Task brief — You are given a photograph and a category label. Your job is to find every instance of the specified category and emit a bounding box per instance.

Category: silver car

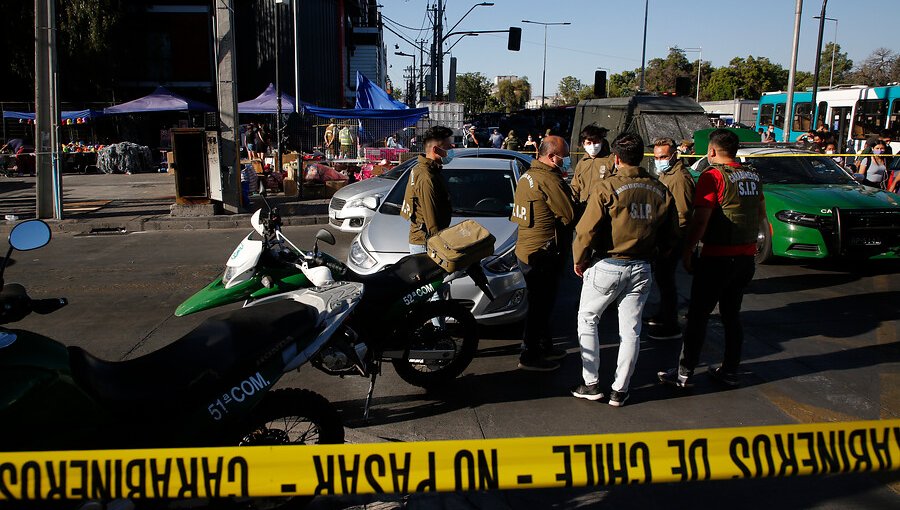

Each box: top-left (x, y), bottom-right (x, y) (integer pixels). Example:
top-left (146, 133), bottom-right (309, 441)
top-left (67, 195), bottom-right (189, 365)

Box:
top-left (347, 157), bottom-right (528, 326)
top-left (328, 148), bottom-right (532, 232)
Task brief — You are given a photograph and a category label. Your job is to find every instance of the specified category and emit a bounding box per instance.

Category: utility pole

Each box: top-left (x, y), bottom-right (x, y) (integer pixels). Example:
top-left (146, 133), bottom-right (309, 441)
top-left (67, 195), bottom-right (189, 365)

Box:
top-left (436, 0), bottom-right (444, 99)
top-left (34, 0), bottom-right (60, 219)
top-left (214, 0), bottom-right (241, 212)
top-left (784, 0), bottom-right (803, 142)
top-left (810, 0), bottom-right (829, 129)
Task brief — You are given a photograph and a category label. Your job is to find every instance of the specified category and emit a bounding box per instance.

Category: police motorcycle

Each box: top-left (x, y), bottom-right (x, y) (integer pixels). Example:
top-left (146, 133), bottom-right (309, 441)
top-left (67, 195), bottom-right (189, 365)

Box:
top-left (176, 204), bottom-right (493, 416)
top-left (0, 219), bottom-right (355, 453)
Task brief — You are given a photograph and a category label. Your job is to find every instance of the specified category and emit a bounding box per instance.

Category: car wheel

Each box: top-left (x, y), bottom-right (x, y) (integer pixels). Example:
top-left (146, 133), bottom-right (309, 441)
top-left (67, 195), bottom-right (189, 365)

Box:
top-left (756, 217), bottom-right (776, 264)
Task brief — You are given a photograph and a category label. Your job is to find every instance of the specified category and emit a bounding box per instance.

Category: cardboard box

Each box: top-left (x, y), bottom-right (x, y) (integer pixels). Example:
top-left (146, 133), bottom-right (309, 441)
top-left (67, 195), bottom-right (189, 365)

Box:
top-left (323, 180), bottom-right (348, 198)
top-left (282, 153), bottom-right (299, 164)
top-left (283, 178), bottom-right (298, 197)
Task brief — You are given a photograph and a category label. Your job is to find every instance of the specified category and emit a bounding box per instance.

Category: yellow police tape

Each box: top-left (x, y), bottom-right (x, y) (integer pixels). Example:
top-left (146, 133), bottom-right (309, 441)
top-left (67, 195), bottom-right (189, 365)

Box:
top-left (0, 419), bottom-right (897, 500)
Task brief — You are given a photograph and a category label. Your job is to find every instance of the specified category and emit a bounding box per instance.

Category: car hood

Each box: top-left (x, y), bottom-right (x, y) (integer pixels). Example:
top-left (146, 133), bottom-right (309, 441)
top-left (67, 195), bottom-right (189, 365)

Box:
top-left (332, 176), bottom-right (394, 201)
top-left (362, 214), bottom-right (518, 255)
top-left (765, 184), bottom-right (900, 213)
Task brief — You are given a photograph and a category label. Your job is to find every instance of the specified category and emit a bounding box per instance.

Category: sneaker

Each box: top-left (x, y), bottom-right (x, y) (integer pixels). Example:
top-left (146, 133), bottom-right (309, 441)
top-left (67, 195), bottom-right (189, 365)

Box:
top-left (608, 390), bottom-right (629, 407)
top-left (646, 323), bottom-right (682, 340)
top-left (708, 366), bottom-right (740, 387)
top-left (541, 345), bottom-right (567, 361)
top-left (518, 355), bottom-right (559, 372)
top-left (657, 368), bottom-right (692, 388)
top-left (571, 382), bottom-right (604, 401)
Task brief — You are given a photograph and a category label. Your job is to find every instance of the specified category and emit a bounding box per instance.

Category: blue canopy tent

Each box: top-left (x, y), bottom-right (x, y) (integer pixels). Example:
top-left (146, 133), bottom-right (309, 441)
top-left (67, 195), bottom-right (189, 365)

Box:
top-left (238, 83), bottom-right (309, 114)
top-left (303, 72), bottom-right (427, 146)
top-left (103, 86), bottom-right (213, 114)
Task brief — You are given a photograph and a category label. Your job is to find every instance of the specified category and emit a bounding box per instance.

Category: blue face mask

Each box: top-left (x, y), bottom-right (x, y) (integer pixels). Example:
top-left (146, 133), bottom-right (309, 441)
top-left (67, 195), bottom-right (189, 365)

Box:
top-left (441, 148), bottom-right (456, 165)
top-left (654, 159), bottom-right (672, 173)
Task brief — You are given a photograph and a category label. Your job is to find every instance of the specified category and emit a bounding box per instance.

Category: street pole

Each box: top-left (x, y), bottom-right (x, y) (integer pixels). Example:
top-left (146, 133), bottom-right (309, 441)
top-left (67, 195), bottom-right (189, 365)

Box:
top-left (436, 0), bottom-right (444, 99)
top-left (639, 0), bottom-right (648, 92)
top-left (522, 20), bottom-right (570, 125)
top-left (34, 0), bottom-right (56, 219)
top-left (275, 1), bottom-right (283, 180)
top-left (293, 0), bottom-right (300, 113)
top-left (696, 47), bottom-right (701, 102)
top-left (829, 19), bottom-right (838, 88)
top-left (810, 0), bottom-right (828, 130)
top-left (784, 0), bottom-right (803, 142)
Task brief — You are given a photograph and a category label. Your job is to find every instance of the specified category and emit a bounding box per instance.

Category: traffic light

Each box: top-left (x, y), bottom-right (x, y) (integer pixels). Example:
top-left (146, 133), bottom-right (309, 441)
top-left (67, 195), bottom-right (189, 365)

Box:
top-left (508, 27), bottom-right (521, 51)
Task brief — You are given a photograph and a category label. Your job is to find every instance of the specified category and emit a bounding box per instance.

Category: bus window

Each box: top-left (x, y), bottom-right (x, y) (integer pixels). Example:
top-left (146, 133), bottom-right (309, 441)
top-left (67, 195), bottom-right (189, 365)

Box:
top-left (816, 101), bottom-right (827, 131)
top-left (759, 103), bottom-right (774, 126)
top-left (774, 103), bottom-right (786, 128)
top-left (793, 102), bottom-right (812, 132)
top-left (890, 98), bottom-right (900, 130)
top-left (852, 99), bottom-right (887, 139)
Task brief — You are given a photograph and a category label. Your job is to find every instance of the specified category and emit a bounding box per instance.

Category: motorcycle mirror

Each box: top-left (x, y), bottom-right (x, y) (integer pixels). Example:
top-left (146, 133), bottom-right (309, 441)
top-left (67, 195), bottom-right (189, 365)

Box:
top-left (315, 229), bottom-right (336, 246)
top-left (250, 209), bottom-right (265, 235)
top-left (9, 220), bottom-right (51, 252)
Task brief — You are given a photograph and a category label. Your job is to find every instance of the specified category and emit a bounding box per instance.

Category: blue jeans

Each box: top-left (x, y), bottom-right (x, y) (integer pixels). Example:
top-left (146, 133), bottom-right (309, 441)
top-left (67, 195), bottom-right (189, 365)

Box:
top-left (577, 258), bottom-right (652, 392)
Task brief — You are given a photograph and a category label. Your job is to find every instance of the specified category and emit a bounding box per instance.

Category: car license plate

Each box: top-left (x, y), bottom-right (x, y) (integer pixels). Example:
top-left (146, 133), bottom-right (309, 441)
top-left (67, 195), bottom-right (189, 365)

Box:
top-left (850, 236), bottom-right (882, 246)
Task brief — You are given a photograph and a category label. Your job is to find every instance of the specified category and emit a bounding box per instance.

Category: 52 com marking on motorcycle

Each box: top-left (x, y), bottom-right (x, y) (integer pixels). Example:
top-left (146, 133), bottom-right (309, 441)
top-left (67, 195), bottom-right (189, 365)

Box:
top-left (207, 372), bottom-right (273, 421)
top-left (402, 283), bottom-right (436, 306)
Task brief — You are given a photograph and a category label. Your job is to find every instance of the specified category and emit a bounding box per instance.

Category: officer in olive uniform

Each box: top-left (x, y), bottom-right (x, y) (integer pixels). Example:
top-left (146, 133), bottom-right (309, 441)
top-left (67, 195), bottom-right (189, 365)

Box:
top-left (400, 126), bottom-right (455, 253)
top-left (511, 135), bottom-right (575, 371)
top-left (570, 125), bottom-right (614, 204)
top-left (571, 133), bottom-right (678, 406)
top-left (659, 129), bottom-right (765, 389)
top-left (646, 137), bottom-right (696, 340)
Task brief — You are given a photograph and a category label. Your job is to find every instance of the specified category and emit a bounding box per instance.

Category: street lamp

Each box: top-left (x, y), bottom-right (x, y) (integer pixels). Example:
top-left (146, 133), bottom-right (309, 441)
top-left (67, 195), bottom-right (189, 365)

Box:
top-left (521, 20), bottom-right (571, 112)
top-left (394, 51), bottom-right (416, 105)
top-left (672, 46), bottom-right (702, 102)
top-left (814, 15), bottom-right (838, 88)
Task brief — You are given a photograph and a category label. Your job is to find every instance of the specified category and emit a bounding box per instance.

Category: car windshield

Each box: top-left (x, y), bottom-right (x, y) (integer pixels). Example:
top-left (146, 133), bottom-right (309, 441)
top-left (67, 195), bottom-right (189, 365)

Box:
top-left (381, 165), bottom-right (517, 217)
top-left (742, 155), bottom-right (856, 185)
top-left (380, 159), bottom-right (416, 180)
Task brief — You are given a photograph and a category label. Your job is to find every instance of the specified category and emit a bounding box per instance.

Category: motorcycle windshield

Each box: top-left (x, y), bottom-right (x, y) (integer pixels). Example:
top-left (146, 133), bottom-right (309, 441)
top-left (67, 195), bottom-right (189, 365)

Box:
top-left (175, 270), bottom-right (311, 316)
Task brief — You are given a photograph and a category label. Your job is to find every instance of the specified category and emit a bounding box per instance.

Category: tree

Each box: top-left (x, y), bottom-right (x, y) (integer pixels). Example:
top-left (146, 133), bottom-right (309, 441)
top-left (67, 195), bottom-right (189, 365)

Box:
top-left (558, 76), bottom-right (583, 105)
top-left (456, 72), bottom-right (492, 115)
top-left (794, 71), bottom-right (815, 91)
top-left (608, 70), bottom-right (638, 97)
top-left (577, 84), bottom-right (596, 101)
top-left (495, 77), bottom-right (531, 112)
top-left (850, 48), bottom-right (897, 86)
top-left (703, 66), bottom-right (740, 101)
top-left (644, 48), bottom-right (693, 94)
top-left (817, 42), bottom-right (853, 85)
top-left (57, 0), bottom-right (124, 99)
top-left (726, 56), bottom-right (788, 99)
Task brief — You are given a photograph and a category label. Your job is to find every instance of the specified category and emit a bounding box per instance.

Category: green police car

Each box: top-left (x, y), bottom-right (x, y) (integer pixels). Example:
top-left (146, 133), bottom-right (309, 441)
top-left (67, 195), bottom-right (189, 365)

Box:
top-left (692, 146), bottom-right (900, 263)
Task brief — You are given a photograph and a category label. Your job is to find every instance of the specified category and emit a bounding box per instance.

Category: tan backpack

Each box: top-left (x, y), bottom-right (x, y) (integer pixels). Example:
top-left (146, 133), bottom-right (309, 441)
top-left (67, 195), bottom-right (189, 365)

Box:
top-left (426, 220), bottom-right (496, 273)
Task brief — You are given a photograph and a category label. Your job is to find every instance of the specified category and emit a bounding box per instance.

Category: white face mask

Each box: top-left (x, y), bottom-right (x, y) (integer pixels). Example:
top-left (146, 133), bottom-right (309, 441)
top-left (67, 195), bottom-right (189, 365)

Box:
top-left (825, 150), bottom-right (834, 154)
top-left (584, 142), bottom-right (601, 157)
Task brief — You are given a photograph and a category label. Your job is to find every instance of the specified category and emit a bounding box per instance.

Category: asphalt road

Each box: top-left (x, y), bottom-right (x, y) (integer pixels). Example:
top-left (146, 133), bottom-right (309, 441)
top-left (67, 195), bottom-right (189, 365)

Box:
top-left (2, 225), bottom-right (898, 509)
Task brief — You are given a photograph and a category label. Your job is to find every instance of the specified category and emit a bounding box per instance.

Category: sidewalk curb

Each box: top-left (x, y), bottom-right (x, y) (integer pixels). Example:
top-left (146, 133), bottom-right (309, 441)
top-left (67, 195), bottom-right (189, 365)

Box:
top-left (0, 213), bottom-right (331, 235)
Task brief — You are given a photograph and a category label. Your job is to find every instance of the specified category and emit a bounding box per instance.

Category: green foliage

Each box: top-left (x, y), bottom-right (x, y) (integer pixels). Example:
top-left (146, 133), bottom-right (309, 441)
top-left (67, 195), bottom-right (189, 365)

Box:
top-left (456, 72), bottom-right (492, 115)
top-left (557, 76), bottom-right (583, 105)
top-left (794, 71), bottom-right (815, 91)
top-left (644, 48), bottom-right (693, 94)
top-left (608, 70), bottom-right (638, 98)
top-left (703, 67), bottom-right (739, 101)
top-left (817, 42), bottom-right (853, 85)
top-left (495, 77), bottom-right (531, 112)
top-left (577, 84), bottom-right (596, 101)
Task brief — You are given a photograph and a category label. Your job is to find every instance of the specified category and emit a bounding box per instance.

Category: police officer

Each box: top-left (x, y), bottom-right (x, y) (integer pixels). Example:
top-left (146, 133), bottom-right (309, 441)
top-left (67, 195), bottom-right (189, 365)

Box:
top-left (571, 133), bottom-right (678, 406)
top-left (401, 126), bottom-right (454, 254)
top-left (511, 135), bottom-right (575, 371)
top-left (646, 137), bottom-right (695, 340)
top-left (570, 125), bottom-right (614, 204)
top-left (658, 129), bottom-right (765, 388)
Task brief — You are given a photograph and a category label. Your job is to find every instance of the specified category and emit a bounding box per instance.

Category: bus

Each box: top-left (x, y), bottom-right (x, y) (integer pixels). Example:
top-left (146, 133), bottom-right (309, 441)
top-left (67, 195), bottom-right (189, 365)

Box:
top-left (757, 84), bottom-right (900, 153)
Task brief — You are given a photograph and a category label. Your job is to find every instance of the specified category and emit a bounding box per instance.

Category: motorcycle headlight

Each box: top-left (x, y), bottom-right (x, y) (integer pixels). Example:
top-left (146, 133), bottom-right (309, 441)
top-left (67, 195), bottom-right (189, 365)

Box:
top-left (484, 247), bottom-right (518, 273)
top-left (775, 210), bottom-right (827, 228)
top-left (348, 239), bottom-right (377, 270)
top-left (223, 265), bottom-right (255, 288)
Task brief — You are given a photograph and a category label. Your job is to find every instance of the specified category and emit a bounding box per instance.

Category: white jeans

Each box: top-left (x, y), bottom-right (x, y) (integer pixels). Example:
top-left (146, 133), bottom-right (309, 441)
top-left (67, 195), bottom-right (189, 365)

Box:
top-left (577, 258), bottom-right (652, 392)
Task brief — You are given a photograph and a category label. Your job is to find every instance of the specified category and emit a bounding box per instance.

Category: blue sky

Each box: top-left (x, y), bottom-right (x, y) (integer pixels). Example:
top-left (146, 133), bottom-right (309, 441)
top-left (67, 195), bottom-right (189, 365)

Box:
top-left (381, 0), bottom-right (899, 97)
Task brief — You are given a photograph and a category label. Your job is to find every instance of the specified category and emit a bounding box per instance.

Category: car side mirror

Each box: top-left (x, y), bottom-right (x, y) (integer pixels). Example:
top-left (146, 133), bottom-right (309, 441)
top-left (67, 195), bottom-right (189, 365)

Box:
top-left (362, 196), bottom-right (380, 210)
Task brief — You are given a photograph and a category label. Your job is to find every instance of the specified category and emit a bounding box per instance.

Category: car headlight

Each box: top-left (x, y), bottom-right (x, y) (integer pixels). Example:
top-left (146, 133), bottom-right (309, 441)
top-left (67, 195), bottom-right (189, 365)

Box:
top-left (347, 194), bottom-right (383, 209)
top-left (775, 210), bottom-right (827, 228)
top-left (484, 247), bottom-right (518, 273)
top-left (348, 238), bottom-right (377, 269)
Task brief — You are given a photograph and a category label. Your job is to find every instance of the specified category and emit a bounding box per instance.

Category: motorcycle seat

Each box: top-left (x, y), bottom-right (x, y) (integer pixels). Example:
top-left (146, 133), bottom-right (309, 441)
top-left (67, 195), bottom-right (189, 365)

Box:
top-left (348, 253), bottom-right (447, 306)
top-left (68, 300), bottom-right (318, 415)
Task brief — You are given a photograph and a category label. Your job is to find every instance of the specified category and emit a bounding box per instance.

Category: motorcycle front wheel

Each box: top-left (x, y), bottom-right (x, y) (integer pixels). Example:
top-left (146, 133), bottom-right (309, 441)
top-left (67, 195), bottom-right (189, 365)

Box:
top-left (392, 301), bottom-right (478, 389)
